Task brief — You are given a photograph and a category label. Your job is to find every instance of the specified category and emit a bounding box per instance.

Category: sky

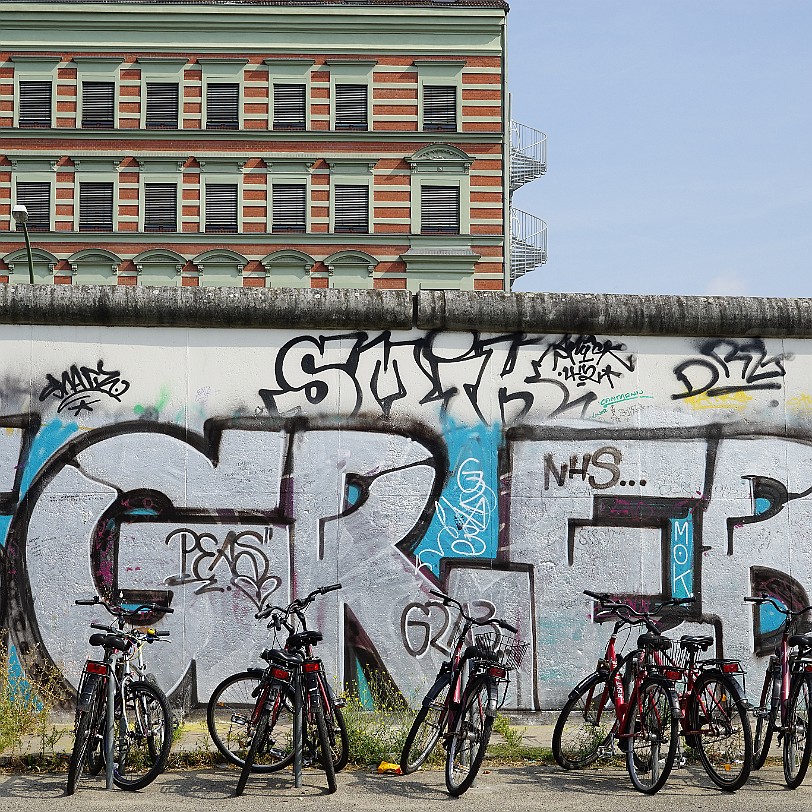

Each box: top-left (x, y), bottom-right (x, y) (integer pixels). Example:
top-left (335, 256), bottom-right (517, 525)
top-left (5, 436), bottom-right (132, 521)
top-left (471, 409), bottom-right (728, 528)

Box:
top-left (506, 1), bottom-right (812, 298)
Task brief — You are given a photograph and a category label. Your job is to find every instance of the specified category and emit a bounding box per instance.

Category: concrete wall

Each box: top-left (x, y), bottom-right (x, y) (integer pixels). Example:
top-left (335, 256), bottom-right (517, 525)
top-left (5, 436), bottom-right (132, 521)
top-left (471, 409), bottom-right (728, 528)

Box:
top-left (4, 285), bottom-right (812, 711)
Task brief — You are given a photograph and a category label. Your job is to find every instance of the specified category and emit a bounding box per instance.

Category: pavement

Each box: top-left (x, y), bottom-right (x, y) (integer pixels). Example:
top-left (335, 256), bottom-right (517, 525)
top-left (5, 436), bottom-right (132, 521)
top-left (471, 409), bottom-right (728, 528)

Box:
top-left (0, 764), bottom-right (811, 812)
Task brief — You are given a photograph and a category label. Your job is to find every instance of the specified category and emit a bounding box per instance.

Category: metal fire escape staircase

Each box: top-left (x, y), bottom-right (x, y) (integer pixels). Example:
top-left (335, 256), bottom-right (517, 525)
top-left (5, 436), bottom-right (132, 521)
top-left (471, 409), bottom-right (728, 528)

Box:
top-left (509, 121), bottom-right (548, 284)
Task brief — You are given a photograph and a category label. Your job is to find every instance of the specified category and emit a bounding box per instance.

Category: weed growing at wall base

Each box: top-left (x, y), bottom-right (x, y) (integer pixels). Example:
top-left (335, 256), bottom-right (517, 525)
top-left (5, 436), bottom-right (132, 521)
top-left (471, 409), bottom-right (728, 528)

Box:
top-left (0, 638), bottom-right (66, 760)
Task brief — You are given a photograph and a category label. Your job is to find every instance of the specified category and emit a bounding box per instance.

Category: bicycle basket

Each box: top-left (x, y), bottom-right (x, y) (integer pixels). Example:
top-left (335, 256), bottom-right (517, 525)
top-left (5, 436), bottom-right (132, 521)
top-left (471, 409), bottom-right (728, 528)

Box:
top-left (474, 632), bottom-right (529, 670)
top-left (647, 642), bottom-right (688, 681)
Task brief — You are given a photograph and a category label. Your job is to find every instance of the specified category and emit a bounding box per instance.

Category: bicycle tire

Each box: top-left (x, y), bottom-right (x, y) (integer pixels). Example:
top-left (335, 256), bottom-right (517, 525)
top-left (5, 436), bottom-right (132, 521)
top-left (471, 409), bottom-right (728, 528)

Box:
top-left (784, 673), bottom-right (812, 788)
top-left (111, 679), bottom-right (172, 791)
top-left (313, 696), bottom-right (337, 794)
top-left (66, 692), bottom-right (101, 796)
top-left (235, 708), bottom-right (270, 797)
top-left (753, 667), bottom-right (778, 770)
top-left (400, 675), bottom-right (451, 774)
top-left (689, 670), bottom-right (752, 791)
top-left (208, 671), bottom-right (294, 772)
top-left (552, 673), bottom-right (614, 769)
top-left (325, 703), bottom-right (349, 772)
top-left (625, 676), bottom-right (679, 795)
top-left (444, 676), bottom-right (494, 797)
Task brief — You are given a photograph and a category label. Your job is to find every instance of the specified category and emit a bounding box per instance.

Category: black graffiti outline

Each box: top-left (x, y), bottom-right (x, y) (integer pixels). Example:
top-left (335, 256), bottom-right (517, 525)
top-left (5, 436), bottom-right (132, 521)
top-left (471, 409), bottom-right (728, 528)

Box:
top-left (672, 338), bottom-right (788, 400)
top-left (39, 359), bottom-right (131, 416)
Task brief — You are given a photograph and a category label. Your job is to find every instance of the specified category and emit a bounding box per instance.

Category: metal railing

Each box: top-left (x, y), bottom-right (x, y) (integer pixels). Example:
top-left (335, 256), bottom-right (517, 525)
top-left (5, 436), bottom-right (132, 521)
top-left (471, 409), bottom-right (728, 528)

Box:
top-left (510, 120), bottom-right (547, 193)
top-left (510, 207), bottom-right (547, 283)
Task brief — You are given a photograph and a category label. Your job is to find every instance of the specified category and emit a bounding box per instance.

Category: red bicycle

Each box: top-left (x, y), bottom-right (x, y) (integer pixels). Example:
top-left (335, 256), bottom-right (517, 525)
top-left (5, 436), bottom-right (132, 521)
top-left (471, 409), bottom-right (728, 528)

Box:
top-left (746, 593), bottom-right (812, 787)
top-left (553, 590), bottom-right (687, 793)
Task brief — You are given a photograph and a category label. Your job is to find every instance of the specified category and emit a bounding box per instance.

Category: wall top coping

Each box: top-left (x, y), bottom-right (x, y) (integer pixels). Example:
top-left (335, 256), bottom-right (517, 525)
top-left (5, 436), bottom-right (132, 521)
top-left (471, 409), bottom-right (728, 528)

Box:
top-left (1, 286), bottom-right (812, 338)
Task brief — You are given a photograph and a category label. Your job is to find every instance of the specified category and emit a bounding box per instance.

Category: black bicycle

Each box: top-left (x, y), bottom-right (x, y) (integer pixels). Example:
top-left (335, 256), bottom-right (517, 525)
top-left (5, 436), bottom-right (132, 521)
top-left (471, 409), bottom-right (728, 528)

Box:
top-left (228, 584), bottom-right (345, 795)
top-left (66, 595), bottom-right (173, 795)
top-left (400, 590), bottom-right (528, 796)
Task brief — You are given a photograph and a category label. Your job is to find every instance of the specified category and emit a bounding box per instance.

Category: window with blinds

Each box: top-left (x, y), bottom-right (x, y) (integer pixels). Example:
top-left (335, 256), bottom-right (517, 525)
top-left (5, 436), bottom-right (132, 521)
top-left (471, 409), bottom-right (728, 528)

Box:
top-left (334, 185), bottom-right (369, 233)
top-left (146, 83), bottom-right (179, 129)
top-left (273, 84), bottom-right (306, 131)
top-left (79, 182), bottom-right (114, 232)
top-left (423, 85), bottom-right (457, 131)
top-left (205, 184), bottom-right (238, 233)
top-left (15, 182), bottom-right (51, 232)
top-left (18, 81), bottom-right (52, 128)
top-left (81, 82), bottom-right (115, 128)
top-left (335, 84), bottom-right (368, 131)
top-left (206, 83), bottom-right (239, 129)
top-left (421, 186), bottom-right (460, 234)
top-left (144, 183), bottom-right (177, 232)
top-left (272, 184), bottom-right (306, 233)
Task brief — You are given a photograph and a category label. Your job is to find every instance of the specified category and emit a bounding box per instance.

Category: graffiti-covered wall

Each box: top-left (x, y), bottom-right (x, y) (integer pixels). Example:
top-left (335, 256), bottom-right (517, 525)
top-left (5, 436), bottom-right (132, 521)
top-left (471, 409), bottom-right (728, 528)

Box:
top-left (4, 286), bottom-right (812, 710)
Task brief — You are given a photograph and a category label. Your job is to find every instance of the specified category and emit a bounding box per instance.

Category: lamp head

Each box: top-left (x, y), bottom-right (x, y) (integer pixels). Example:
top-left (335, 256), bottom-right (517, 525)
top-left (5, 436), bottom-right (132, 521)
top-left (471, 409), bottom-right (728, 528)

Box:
top-left (11, 205), bottom-right (29, 224)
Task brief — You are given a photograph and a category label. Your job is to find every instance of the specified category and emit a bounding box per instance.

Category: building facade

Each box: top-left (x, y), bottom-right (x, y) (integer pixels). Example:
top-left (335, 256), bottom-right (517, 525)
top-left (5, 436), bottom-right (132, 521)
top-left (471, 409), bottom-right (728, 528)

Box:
top-left (0, 0), bottom-right (546, 291)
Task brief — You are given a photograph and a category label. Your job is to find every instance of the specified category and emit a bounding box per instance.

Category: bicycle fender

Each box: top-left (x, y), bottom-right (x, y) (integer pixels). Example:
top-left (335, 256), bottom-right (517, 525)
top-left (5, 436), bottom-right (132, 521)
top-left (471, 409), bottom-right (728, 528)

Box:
top-left (484, 679), bottom-right (500, 718)
top-left (421, 671), bottom-right (453, 708)
top-left (567, 671), bottom-right (605, 701)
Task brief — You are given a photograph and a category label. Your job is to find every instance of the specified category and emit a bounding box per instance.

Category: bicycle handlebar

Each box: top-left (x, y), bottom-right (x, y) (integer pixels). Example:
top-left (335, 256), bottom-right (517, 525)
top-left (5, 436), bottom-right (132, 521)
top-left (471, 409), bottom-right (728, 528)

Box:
top-left (74, 596), bottom-right (174, 616)
top-left (428, 589), bottom-right (518, 634)
top-left (255, 583), bottom-right (343, 621)
top-left (745, 593), bottom-right (812, 617)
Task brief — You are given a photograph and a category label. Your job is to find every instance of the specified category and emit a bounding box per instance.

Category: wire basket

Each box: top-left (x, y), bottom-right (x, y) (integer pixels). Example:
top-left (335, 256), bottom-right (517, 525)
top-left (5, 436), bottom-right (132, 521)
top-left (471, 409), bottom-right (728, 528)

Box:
top-left (474, 632), bottom-right (529, 671)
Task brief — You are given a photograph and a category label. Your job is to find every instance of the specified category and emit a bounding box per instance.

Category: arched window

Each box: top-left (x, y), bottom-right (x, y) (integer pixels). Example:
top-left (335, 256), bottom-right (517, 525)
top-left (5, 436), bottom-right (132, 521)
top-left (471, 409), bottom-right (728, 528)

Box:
top-left (130, 248), bottom-right (186, 287)
top-left (67, 248), bottom-right (121, 285)
top-left (192, 249), bottom-right (246, 287)
top-left (2, 247), bottom-right (58, 283)
top-left (261, 249), bottom-right (315, 289)
top-left (318, 250), bottom-right (377, 290)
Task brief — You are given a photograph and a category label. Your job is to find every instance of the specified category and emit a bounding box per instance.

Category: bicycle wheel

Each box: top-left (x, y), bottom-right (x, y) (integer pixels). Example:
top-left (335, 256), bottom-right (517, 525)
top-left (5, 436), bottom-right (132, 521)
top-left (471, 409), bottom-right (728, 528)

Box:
top-left (784, 673), bottom-right (812, 788)
top-left (235, 708), bottom-right (270, 797)
top-left (313, 696), bottom-right (338, 794)
top-left (552, 673), bottom-right (614, 769)
top-left (753, 667), bottom-right (778, 769)
top-left (324, 702), bottom-right (349, 772)
top-left (400, 677), bottom-right (451, 774)
top-left (66, 693), bottom-right (102, 796)
top-left (111, 679), bottom-right (172, 791)
top-left (625, 676), bottom-right (679, 794)
top-left (445, 676), bottom-right (494, 797)
top-left (689, 671), bottom-right (752, 791)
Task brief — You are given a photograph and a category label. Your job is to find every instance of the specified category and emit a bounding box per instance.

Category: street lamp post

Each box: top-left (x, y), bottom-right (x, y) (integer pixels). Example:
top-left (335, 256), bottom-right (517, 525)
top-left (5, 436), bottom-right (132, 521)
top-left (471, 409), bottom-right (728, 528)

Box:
top-left (11, 204), bottom-right (35, 284)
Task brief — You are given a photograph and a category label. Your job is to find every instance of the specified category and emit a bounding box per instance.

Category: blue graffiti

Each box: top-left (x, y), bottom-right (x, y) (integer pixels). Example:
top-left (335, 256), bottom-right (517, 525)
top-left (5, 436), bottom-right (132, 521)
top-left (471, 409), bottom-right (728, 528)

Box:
top-left (414, 419), bottom-right (501, 577)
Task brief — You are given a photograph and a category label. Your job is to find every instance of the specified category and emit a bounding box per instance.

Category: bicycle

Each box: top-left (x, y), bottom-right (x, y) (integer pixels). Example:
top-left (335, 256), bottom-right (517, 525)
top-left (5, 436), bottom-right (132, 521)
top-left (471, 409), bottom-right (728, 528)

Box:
top-left (399, 589), bottom-right (528, 796)
top-left (65, 594), bottom-right (174, 795)
top-left (658, 632), bottom-right (752, 791)
top-left (746, 593), bottom-right (812, 787)
top-left (552, 591), bottom-right (695, 793)
top-left (232, 583), bottom-right (345, 796)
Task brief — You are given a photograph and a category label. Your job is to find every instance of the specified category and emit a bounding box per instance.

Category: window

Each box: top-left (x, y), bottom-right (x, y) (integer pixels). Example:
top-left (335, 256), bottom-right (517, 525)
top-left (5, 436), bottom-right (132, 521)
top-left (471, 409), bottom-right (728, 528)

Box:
top-left (15, 182), bottom-right (51, 232)
top-left (79, 182), bottom-right (114, 231)
top-left (206, 83), bottom-right (239, 129)
top-left (81, 82), bottom-right (115, 128)
top-left (144, 183), bottom-right (177, 232)
top-left (335, 84), bottom-right (367, 131)
top-left (421, 186), bottom-right (460, 234)
top-left (334, 185), bottom-right (369, 233)
top-left (205, 184), bottom-right (238, 233)
top-left (272, 184), bottom-right (306, 233)
top-left (145, 83), bottom-right (179, 129)
top-left (18, 81), bottom-right (52, 128)
top-left (273, 84), bottom-right (306, 131)
top-left (423, 85), bottom-right (457, 132)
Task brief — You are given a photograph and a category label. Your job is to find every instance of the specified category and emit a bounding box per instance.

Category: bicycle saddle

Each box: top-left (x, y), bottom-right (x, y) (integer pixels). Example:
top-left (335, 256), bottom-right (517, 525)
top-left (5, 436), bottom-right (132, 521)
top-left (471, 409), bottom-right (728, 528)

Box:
top-left (288, 631), bottom-right (323, 649)
top-left (261, 648), bottom-right (303, 666)
top-left (89, 632), bottom-right (131, 651)
top-left (637, 633), bottom-right (671, 652)
top-left (679, 635), bottom-right (713, 651)
top-left (789, 635), bottom-right (812, 651)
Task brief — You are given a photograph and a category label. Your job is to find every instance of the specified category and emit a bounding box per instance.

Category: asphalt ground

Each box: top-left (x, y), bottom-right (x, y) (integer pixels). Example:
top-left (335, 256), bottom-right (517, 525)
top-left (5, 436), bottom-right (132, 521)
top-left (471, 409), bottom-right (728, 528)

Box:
top-left (0, 764), bottom-right (810, 812)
